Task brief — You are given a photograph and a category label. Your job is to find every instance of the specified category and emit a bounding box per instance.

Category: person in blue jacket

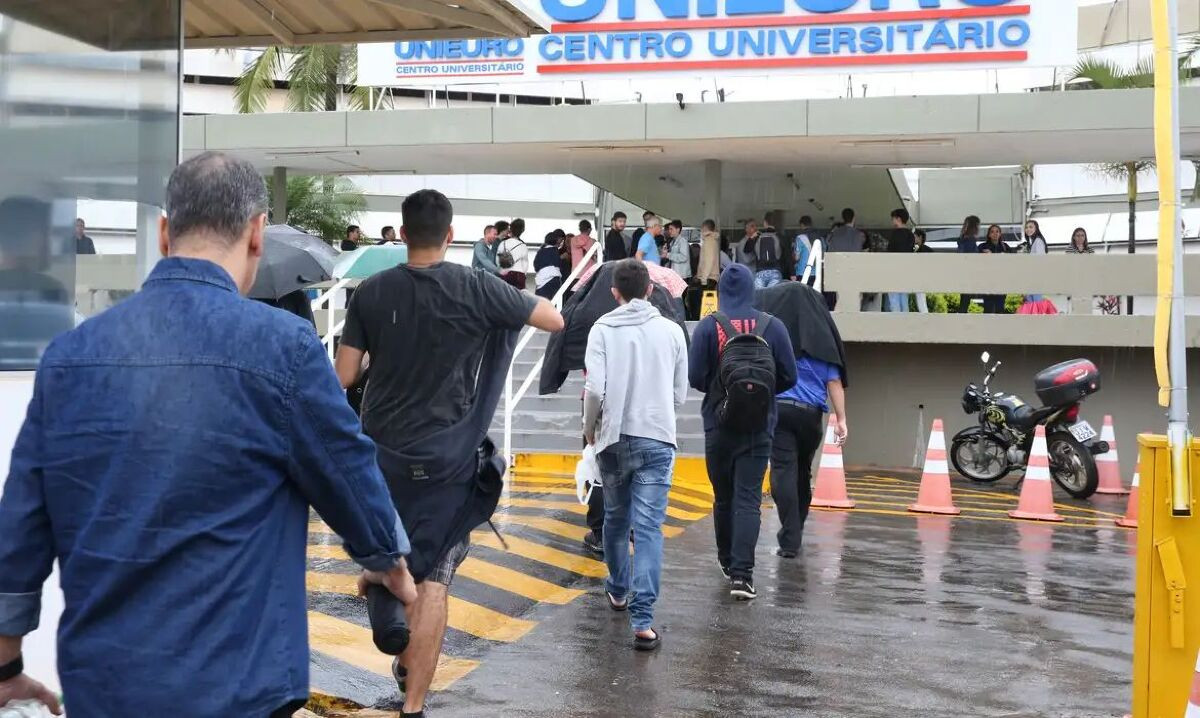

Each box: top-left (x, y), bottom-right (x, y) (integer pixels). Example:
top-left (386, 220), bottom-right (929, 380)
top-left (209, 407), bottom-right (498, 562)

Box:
top-left (688, 264), bottom-right (797, 601)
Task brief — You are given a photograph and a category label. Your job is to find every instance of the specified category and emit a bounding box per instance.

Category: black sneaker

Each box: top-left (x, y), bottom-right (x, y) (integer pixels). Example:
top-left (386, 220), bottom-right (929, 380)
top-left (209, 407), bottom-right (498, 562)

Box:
top-left (719, 564), bottom-right (731, 581)
top-left (775, 548), bottom-right (798, 559)
top-left (730, 579), bottom-right (757, 601)
top-left (582, 531), bottom-right (604, 556)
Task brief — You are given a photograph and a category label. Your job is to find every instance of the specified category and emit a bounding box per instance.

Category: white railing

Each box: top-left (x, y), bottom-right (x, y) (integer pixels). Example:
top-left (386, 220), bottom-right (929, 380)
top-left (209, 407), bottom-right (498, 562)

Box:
top-left (502, 241), bottom-right (602, 465)
top-left (799, 239), bottom-right (824, 291)
top-left (311, 278), bottom-right (353, 362)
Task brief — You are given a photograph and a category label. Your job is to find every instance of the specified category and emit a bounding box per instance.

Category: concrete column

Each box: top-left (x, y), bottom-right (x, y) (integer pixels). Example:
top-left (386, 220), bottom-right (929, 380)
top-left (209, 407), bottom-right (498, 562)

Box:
top-left (134, 202), bottom-right (161, 284)
top-left (703, 159), bottom-right (722, 229)
top-left (272, 166), bottom-right (288, 224)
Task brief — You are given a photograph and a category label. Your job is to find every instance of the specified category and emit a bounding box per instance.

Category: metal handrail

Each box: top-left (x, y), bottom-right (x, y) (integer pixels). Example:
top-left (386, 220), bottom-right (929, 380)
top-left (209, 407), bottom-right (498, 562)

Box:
top-left (503, 241), bottom-right (602, 465)
top-left (800, 239), bottom-right (824, 291)
top-left (311, 277), bottom-right (352, 362)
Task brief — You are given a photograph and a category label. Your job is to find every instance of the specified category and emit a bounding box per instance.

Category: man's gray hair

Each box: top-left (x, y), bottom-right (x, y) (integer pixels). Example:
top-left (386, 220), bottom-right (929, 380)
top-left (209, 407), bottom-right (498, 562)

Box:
top-left (645, 215), bottom-right (662, 229)
top-left (165, 152), bottom-right (267, 247)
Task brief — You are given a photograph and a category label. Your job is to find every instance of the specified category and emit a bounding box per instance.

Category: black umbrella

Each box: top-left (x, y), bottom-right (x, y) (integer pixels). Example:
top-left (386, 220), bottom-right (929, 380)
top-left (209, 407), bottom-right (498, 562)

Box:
top-left (249, 225), bottom-right (338, 300)
top-left (755, 282), bottom-right (849, 387)
top-left (538, 262), bottom-right (688, 396)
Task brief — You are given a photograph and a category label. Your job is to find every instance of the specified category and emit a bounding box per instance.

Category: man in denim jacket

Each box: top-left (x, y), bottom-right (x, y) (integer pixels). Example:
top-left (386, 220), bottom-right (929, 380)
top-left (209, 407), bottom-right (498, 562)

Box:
top-left (0, 152), bottom-right (416, 718)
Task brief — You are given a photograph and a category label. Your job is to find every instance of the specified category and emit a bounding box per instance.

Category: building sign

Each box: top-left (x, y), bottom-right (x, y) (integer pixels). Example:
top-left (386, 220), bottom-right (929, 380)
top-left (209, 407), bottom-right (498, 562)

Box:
top-left (357, 1), bottom-right (1075, 86)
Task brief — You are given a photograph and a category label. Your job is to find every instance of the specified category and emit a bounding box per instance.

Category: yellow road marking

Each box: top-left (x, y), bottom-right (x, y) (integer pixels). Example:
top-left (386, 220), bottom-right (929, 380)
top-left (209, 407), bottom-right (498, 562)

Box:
top-left (667, 490), bottom-right (715, 509)
top-left (493, 512), bottom-right (684, 540)
top-left (847, 481), bottom-right (1125, 518)
top-left (308, 543), bottom-right (350, 560)
top-left (504, 497), bottom-right (587, 515)
top-left (305, 572), bottom-right (535, 643)
top-left (508, 483), bottom-right (713, 511)
top-left (510, 470), bottom-right (717, 498)
top-left (847, 498), bottom-right (1105, 524)
top-left (471, 530), bottom-right (609, 577)
top-left (673, 479), bottom-right (716, 497)
top-left (308, 521), bottom-right (336, 535)
top-left (846, 484), bottom-right (1119, 514)
top-left (504, 496), bottom-right (708, 522)
top-left (506, 474), bottom-right (576, 485)
top-left (493, 513), bottom-right (589, 540)
top-left (307, 611), bottom-right (479, 691)
top-left (814, 506), bottom-right (1124, 531)
top-left (444, 596), bottom-right (535, 642)
top-left (455, 557), bottom-right (584, 605)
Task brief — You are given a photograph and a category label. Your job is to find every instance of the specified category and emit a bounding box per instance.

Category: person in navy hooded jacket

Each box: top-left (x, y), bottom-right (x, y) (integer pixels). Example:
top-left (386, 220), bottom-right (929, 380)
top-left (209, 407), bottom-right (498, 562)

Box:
top-left (688, 264), bottom-right (796, 601)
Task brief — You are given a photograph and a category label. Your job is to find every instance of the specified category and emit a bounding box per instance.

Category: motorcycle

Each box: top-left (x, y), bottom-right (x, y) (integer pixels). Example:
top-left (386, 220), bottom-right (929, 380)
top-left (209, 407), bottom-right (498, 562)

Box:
top-left (950, 352), bottom-right (1110, 499)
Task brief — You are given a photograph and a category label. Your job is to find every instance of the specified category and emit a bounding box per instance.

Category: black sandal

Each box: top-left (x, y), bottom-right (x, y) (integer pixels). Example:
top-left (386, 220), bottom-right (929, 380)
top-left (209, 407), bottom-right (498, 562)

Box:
top-left (606, 591), bottom-right (628, 612)
top-left (634, 629), bottom-right (661, 652)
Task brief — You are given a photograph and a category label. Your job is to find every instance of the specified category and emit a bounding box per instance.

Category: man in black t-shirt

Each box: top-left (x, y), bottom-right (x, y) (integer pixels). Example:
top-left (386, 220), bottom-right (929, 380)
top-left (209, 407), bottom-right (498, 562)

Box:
top-left (335, 190), bottom-right (563, 718)
top-left (604, 211), bottom-right (628, 262)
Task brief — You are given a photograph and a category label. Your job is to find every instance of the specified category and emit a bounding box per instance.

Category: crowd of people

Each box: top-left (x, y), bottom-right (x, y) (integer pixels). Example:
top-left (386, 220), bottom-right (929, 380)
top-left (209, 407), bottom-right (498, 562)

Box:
top-left (0, 153), bottom-right (851, 717)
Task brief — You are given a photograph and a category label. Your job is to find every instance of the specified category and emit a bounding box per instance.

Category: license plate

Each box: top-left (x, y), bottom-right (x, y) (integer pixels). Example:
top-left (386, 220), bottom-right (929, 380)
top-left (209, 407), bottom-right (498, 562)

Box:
top-left (1069, 421), bottom-right (1097, 443)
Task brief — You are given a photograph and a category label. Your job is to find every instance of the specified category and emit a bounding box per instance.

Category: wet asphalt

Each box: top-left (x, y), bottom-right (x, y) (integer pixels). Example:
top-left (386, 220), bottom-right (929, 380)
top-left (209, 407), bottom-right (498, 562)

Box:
top-left (428, 504), bottom-right (1135, 718)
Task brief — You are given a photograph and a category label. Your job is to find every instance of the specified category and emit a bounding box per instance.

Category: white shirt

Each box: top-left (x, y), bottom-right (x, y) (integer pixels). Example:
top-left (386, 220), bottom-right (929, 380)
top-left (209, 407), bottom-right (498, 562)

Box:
top-left (498, 237), bottom-right (530, 274)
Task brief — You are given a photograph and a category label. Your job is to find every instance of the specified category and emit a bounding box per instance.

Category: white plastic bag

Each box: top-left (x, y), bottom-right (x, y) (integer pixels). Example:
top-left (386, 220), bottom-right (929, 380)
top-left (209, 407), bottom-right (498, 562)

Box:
top-left (0, 701), bottom-right (55, 718)
top-left (574, 445), bottom-right (602, 505)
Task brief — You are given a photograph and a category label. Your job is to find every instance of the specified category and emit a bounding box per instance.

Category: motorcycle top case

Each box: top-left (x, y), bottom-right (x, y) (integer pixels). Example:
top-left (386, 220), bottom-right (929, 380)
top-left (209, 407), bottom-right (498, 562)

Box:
top-left (1034, 359), bottom-right (1101, 406)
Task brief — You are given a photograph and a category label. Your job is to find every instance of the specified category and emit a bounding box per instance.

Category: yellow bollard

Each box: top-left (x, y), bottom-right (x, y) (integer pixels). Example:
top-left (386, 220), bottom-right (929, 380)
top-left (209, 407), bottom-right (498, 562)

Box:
top-left (1131, 434), bottom-right (1200, 717)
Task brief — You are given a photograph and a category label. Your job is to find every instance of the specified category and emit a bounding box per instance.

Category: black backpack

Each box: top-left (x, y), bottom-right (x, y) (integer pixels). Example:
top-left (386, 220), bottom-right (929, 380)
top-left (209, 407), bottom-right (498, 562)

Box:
top-left (712, 311), bottom-right (777, 433)
top-left (756, 233), bottom-right (780, 265)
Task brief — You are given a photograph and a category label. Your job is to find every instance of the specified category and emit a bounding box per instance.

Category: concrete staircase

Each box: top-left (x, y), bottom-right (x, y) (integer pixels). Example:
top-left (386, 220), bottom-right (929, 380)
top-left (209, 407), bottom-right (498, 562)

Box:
top-left (490, 326), bottom-right (708, 456)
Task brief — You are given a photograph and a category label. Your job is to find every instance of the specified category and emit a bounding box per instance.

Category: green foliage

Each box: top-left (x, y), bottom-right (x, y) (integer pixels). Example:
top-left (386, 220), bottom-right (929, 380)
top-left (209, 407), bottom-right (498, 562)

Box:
top-left (268, 175), bottom-right (365, 243)
top-left (236, 45), bottom-right (372, 114)
top-left (921, 293), bottom-right (1005, 314)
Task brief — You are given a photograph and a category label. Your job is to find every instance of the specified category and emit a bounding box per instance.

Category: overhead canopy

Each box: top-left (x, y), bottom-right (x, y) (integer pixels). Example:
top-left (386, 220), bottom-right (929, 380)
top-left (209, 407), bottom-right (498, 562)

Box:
top-left (181, 87), bottom-right (1200, 228)
top-left (1077, 0), bottom-right (1200, 50)
top-left (0, 0), bottom-right (546, 50)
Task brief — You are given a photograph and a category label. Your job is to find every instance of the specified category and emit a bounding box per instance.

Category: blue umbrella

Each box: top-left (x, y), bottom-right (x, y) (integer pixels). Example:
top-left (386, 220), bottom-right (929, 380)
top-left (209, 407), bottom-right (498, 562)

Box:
top-left (333, 244), bottom-right (408, 279)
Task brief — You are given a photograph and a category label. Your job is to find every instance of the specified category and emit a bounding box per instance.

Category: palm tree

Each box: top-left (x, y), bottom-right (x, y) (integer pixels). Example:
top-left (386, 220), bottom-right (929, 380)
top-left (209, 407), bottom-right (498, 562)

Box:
top-left (268, 175), bottom-right (366, 244)
top-left (1067, 56), bottom-right (1184, 313)
top-left (1068, 57), bottom-right (1157, 260)
top-left (234, 44), bottom-right (375, 114)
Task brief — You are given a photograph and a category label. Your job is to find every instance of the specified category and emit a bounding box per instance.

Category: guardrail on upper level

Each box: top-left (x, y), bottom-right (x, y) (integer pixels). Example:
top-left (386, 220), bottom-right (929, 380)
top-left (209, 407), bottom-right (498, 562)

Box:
top-left (823, 253), bottom-right (1200, 348)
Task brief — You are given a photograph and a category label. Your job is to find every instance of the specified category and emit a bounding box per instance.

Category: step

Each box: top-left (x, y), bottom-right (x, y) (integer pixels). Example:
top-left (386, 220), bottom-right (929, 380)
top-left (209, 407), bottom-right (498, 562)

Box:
top-left (493, 428), bottom-right (706, 457)
top-left (489, 409), bottom-right (706, 435)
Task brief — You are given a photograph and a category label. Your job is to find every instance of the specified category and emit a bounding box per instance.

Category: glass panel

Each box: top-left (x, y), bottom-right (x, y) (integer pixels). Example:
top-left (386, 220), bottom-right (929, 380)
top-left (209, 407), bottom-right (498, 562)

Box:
top-left (0, 0), bottom-right (180, 370)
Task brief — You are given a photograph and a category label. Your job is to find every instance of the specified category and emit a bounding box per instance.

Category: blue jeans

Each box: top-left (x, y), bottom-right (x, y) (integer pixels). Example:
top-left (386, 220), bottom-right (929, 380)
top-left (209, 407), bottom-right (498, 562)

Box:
top-left (886, 292), bottom-right (910, 312)
top-left (597, 436), bottom-right (675, 632)
top-left (754, 269), bottom-right (783, 289)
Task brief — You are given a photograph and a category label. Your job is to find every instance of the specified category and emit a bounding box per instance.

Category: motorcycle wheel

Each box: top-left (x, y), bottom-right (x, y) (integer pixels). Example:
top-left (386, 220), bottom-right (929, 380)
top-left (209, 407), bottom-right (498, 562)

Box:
top-left (950, 435), bottom-right (1010, 483)
top-left (1046, 432), bottom-right (1100, 499)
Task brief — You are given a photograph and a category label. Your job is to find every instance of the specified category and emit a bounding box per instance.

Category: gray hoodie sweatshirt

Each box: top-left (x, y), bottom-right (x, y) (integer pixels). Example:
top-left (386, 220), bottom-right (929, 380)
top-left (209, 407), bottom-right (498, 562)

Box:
top-left (582, 298), bottom-right (689, 455)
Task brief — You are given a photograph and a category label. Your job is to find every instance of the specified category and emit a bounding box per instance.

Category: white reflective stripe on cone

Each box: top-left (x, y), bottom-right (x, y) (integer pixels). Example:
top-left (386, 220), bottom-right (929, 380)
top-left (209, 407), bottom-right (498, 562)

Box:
top-left (825, 426), bottom-right (838, 444)
top-left (1100, 423), bottom-right (1116, 441)
top-left (1095, 451), bottom-right (1119, 463)
top-left (1026, 462), bottom-right (1052, 482)
top-left (821, 453), bottom-right (844, 469)
top-left (1130, 472), bottom-right (1140, 488)
top-left (922, 459), bottom-right (949, 475)
top-left (928, 431), bottom-right (945, 446)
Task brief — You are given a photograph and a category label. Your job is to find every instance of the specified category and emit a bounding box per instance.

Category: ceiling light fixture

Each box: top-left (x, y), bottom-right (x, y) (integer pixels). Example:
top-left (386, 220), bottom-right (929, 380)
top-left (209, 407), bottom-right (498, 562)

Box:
top-left (564, 145), bottom-right (664, 154)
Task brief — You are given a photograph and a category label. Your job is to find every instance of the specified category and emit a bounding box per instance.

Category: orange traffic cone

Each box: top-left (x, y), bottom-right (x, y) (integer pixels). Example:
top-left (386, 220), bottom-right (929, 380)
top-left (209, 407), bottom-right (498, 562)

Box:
top-left (1009, 426), bottom-right (1064, 523)
top-left (1185, 648), bottom-right (1200, 718)
top-left (1095, 415), bottom-right (1130, 495)
top-left (811, 416), bottom-right (855, 509)
top-left (1115, 462), bottom-right (1139, 529)
top-left (909, 419), bottom-right (961, 516)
